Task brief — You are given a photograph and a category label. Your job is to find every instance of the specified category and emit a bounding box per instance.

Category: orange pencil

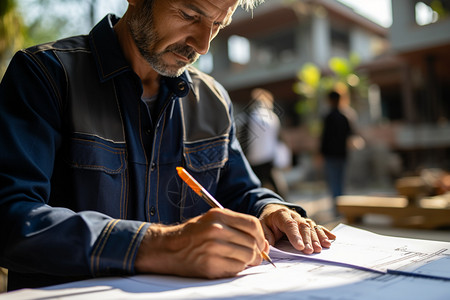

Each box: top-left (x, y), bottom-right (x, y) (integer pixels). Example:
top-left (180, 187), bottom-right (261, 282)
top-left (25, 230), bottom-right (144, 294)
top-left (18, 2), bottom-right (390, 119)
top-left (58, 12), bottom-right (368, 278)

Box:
top-left (176, 166), bottom-right (276, 268)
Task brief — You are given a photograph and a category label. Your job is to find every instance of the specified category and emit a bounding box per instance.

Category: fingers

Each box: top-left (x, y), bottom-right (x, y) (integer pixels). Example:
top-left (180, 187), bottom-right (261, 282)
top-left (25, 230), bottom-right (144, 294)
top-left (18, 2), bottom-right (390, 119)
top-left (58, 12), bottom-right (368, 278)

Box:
top-left (136, 209), bottom-right (271, 279)
top-left (191, 238), bottom-right (263, 276)
top-left (261, 222), bottom-right (275, 246)
top-left (299, 222), bottom-right (315, 254)
top-left (322, 226), bottom-right (337, 240)
top-left (197, 209), bottom-right (266, 267)
top-left (259, 204), bottom-right (336, 255)
top-left (302, 219), bottom-right (336, 253)
top-left (313, 224), bottom-right (335, 248)
top-left (267, 210), bottom-right (316, 254)
top-left (268, 209), bottom-right (314, 254)
top-left (289, 219), bottom-right (335, 254)
top-left (290, 217), bottom-right (316, 254)
top-left (205, 208), bottom-right (267, 252)
top-left (304, 219), bottom-right (322, 253)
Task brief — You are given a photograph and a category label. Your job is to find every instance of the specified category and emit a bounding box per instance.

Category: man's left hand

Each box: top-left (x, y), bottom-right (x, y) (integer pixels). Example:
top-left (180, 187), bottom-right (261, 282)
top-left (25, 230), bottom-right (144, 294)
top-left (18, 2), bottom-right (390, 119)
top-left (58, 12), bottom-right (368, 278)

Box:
top-left (259, 204), bottom-right (336, 254)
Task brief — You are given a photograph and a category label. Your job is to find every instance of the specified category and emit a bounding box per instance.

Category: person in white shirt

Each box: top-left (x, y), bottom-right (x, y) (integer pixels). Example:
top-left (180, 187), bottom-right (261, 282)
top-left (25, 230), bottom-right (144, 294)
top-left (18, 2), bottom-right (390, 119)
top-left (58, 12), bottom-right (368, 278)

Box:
top-left (245, 88), bottom-right (287, 198)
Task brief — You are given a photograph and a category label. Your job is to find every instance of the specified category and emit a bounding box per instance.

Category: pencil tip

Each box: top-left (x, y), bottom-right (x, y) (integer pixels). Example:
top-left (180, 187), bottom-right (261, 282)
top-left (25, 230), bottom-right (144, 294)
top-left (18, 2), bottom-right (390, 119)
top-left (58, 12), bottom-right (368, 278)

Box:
top-left (261, 251), bottom-right (276, 268)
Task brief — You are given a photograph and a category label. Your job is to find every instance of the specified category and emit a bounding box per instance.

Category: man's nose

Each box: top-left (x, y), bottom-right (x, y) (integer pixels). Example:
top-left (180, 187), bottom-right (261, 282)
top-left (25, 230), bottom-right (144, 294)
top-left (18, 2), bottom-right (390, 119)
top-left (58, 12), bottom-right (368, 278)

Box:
top-left (186, 24), bottom-right (214, 55)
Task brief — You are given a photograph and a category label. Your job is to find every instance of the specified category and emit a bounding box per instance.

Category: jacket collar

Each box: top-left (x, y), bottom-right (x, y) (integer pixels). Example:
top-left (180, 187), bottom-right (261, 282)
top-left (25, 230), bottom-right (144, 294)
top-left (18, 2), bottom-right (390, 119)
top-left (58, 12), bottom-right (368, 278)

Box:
top-left (89, 14), bottom-right (130, 83)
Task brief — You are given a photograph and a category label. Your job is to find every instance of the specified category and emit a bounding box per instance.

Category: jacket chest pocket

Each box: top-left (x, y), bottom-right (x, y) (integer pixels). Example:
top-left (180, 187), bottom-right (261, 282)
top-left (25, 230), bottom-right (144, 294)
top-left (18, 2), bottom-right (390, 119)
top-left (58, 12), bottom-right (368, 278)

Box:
top-left (182, 136), bottom-right (229, 194)
top-left (183, 136), bottom-right (229, 172)
top-left (64, 136), bottom-right (128, 218)
top-left (179, 136), bottom-right (229, 220)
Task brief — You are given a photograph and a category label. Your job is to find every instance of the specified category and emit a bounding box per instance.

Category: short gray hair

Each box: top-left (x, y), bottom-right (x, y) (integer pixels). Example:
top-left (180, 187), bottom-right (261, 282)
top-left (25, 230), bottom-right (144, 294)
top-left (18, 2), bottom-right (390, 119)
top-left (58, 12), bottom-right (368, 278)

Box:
top-left (146, 0), bottom-right (264, 12)
top-left (239, 0), bottom-right (265, 11)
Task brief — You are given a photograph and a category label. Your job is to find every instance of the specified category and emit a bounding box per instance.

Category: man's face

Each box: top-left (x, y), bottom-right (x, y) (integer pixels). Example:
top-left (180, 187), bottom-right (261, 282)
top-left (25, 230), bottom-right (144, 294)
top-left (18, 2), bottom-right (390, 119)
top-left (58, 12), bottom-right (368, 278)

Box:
top-left (129, 0), bottom-right (238, 77)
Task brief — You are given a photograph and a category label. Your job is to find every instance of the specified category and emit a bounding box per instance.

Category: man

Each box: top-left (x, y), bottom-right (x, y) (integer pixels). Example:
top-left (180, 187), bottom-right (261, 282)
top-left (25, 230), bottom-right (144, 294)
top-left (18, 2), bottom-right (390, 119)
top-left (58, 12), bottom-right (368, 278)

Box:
top-left (320, 91), bottom-right (352, 216)
top-left (0, 0), bottom-right (334, 290)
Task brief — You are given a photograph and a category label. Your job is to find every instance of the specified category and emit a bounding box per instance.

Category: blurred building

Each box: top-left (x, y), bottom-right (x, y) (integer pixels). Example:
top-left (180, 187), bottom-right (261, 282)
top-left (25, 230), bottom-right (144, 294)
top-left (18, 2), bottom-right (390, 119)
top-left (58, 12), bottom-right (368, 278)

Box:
top-left (208, 0), bottom-right (388, 120)
top-left (198, 0), bottom-right (450, 178)
top-left (361, 0), bottom-right (450, 172)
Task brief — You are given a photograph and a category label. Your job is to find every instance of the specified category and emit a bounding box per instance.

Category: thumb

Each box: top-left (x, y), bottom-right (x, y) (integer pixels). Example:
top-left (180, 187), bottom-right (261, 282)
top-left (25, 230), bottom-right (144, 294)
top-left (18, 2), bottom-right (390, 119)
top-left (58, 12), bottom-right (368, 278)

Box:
top-left (261, 222), bottom-right (276, 246)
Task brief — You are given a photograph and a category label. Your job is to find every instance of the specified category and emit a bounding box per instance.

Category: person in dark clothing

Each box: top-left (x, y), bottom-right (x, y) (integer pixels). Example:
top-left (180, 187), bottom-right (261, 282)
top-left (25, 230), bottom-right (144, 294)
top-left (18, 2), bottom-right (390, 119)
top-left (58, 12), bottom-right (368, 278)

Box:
top-left (320, 91), bottom-right (352, 216)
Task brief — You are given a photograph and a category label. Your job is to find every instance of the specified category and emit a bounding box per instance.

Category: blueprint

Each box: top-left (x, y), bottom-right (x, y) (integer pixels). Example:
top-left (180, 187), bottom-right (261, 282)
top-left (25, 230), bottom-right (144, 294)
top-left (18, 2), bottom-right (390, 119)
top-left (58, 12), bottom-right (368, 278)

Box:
top-left (272, 223), bottom-right (450, 280)
top-left (2, 224), bottom-right (450, 300)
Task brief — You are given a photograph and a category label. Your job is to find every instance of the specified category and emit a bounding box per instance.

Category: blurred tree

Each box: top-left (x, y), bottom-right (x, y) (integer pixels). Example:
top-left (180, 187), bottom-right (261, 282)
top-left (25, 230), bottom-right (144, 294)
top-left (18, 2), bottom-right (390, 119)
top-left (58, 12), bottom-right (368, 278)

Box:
top-left (0, 0), bottom-right (26, 78)
top-left (1, 0), bottom-right (126, 79)
top-left (21, 0), bottom-right (99, 43)
top-left (293, 54), bottom-right (368, 136)
top-left (20, 0), bottom-right (128, 42)
top-left (0, 0), bottom-right (72, 78)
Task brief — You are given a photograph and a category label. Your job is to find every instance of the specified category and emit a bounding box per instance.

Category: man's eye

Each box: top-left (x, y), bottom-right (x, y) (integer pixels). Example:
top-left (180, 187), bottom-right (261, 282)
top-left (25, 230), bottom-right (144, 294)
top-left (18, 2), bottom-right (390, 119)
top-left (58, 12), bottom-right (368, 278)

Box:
top-left (181, 11), bottom-right (195, 21)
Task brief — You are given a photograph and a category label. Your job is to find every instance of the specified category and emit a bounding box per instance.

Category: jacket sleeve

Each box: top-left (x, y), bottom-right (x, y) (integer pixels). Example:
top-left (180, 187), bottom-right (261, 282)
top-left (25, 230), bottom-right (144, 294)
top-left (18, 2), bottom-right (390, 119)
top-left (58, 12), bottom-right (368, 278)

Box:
top-left (0, 51), bottom-right (149, 279)
top-left (212, 83), bottom-right (307, 218)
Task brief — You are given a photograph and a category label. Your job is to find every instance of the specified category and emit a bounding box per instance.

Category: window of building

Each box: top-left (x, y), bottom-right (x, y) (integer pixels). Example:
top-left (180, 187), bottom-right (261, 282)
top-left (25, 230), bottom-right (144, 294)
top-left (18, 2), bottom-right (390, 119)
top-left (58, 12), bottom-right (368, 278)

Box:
top-left (252, 29), bottom-right (296, 65)
top-left (415, 1), bottom-right (450, 26)
top-left (228, 35), bottom-right (251, 65)
top-left (330, 28), bottom-right (350, 57)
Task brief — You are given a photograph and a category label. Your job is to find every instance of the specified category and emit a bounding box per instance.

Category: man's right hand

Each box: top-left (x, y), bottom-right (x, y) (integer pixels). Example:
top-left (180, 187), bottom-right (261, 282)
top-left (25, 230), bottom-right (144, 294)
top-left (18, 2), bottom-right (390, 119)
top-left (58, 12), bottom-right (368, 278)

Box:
top-left (134, 208), bottom-right (269, 279)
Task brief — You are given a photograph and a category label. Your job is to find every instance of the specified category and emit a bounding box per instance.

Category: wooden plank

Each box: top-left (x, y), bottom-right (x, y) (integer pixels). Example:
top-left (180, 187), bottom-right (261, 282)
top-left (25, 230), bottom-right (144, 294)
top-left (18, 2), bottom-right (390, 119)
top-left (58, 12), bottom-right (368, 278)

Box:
top-left (337, 195), bottom-right (450, 229)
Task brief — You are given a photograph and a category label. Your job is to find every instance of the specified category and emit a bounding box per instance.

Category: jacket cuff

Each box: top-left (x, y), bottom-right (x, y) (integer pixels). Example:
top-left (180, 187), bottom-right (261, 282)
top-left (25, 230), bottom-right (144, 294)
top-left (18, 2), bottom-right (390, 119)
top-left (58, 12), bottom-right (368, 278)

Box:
top-left (90, 219), bottom-right (150, 276)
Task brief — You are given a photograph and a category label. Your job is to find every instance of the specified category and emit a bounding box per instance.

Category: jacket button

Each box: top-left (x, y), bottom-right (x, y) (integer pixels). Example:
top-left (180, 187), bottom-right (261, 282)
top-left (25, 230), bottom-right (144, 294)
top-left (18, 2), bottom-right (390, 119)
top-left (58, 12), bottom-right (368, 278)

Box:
top-left (145, 129), bottom-right (151, 135)
top-left (150, 206), bottom-right (155, 216)
top-left (150, 162), bottom-right (156, 171)
top-left (177, 81), bottom-right (186, 91)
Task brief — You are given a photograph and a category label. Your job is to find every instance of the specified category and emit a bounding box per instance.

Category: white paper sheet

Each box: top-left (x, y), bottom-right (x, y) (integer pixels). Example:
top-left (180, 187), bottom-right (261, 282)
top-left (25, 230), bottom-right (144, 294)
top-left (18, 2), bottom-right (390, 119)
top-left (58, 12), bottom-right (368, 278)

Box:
top-left (3, 258), bottom-right (449, 300)
top-left (2, 224), bottom-right (450, 300)
top-left (272, 223), bottom-right (450, 280)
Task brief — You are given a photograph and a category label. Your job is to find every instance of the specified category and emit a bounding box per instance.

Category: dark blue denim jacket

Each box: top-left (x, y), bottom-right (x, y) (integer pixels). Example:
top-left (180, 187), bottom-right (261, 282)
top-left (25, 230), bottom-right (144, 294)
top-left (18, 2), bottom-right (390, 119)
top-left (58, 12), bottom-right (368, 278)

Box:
top-left (0, 15), bottom-right (306, 289)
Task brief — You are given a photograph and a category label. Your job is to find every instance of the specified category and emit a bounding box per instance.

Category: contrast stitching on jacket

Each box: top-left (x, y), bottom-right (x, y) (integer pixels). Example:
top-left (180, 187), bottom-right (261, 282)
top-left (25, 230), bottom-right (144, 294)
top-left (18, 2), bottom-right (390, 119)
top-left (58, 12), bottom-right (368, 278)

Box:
top-left (184, 139), bottom-right (230, 153)
top-left (30, 47), bottom-right (91, 55)
top-left (155, 110), bottom-right (169, 223)
top-left (90, 35), bottom-right (129, 79)
top-left (90, 219), bottom-right (120, 275)
top-left (22, 50), bottom-right (63, 114)
top-left (72, 132), bottom-right (126, 144)
top-left (67, 161), bottom-right (124, 174)
top-left (185, 157), bottom-right (228, 171)
top-left (71, 137), bottom-right (125, 152)
top-left (120, 164), bottom-right (129, 219)
top-left (122, 222), bottom-right (147, 272)
top-left (110, 80), bottom-right (127, 145)
top-left (67, 139), bottom-right (125, 174)
top-left (184, 139), bottom-right (229, 171)
top-left (52, 52), bottom-right (67, 114)
top-left (90, 219), bottom-right (114, 274)
top-left (119, 156), bottom-right (127, 218)
top-left (110, 79), bottom-right (128, 217)
top-left (120, 166), bottom-right (125, 218)
top-left (183, 133), bottom-right (230, 144)
top-left (137, 100), bottom-right (151, 222)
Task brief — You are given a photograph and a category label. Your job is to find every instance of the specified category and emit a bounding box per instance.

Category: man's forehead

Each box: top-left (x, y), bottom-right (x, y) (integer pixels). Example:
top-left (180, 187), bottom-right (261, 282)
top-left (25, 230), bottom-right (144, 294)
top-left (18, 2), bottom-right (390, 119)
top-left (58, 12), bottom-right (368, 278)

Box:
top-left (176, 0), bottom-right (239, 14)
top-left (205, 0), bottom-right (240, 10)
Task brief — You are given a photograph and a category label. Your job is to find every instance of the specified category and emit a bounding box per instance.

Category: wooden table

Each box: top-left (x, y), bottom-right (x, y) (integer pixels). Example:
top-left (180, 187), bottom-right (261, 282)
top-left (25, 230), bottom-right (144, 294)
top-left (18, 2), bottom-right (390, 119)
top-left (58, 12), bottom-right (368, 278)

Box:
top-left (337, 194), bottom-right (450, 229)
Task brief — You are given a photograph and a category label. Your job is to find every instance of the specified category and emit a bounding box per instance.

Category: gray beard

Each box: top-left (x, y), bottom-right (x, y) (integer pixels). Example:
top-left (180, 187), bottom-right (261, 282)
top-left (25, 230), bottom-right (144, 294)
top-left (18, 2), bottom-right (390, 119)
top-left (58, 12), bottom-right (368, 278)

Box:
top-left (127, 5), bottom-right (198, 77)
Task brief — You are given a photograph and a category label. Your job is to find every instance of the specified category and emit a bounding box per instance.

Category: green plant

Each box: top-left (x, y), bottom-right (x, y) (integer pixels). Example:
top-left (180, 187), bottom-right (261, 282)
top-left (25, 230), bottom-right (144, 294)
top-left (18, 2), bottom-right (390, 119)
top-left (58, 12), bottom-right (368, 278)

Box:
top-left (293, 54), bottom-right (368, 136)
